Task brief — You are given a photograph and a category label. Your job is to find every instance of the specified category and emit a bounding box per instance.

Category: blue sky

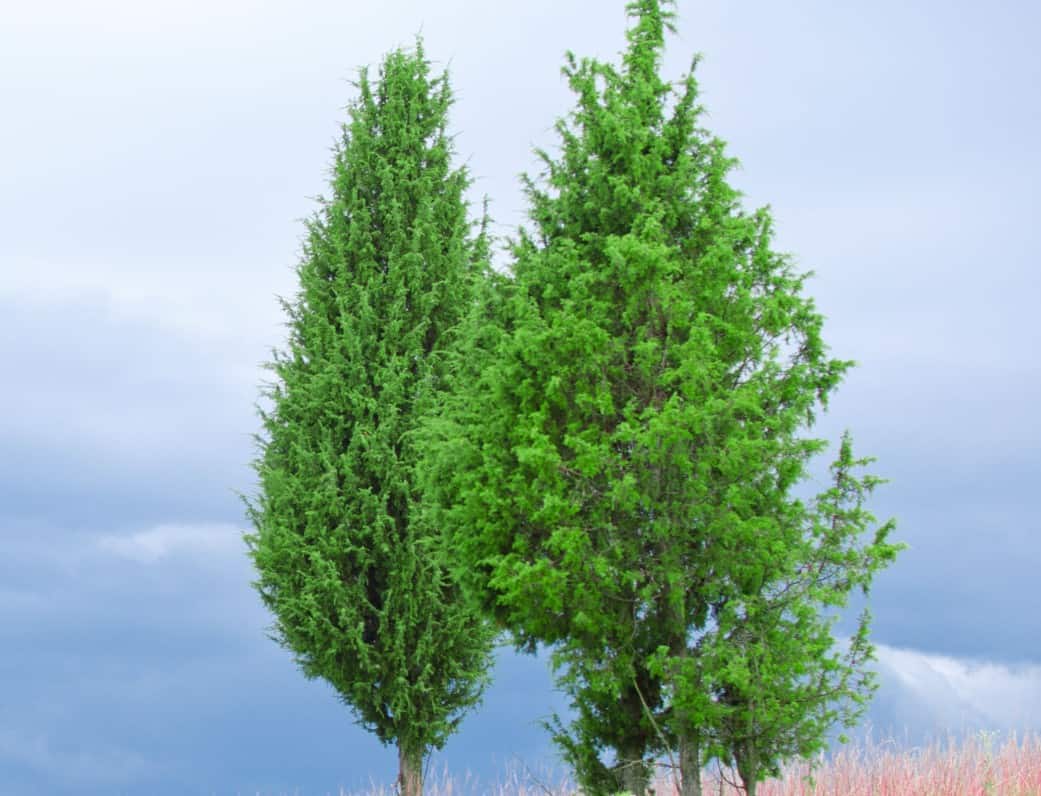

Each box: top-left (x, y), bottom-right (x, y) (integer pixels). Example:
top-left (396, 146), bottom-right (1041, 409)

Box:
top-left (2, 0), bottom-right (1038, 793)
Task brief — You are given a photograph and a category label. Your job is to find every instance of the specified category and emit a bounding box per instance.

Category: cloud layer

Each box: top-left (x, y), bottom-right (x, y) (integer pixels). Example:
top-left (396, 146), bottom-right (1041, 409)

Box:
top-left (96, 522), bottom-right (244, 564)
top-left (868, 644), bottom-right (1041, 744)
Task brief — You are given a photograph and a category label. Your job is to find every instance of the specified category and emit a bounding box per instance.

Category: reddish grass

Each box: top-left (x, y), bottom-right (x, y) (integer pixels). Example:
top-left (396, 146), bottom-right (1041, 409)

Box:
top-left (678, 730), bottom-right (1041, 796)
top-left (320, 730), bottom-right (1041, 795)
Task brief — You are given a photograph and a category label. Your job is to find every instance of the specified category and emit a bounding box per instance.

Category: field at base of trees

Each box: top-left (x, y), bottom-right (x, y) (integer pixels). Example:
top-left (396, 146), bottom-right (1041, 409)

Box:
top-left (329, 730), bottom-right (1041, 796)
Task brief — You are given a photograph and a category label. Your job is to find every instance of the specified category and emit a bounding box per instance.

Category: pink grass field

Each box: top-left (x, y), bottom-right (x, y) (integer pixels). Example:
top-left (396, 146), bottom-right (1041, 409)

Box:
top-left (675, 730), bottom-right (1041, 796)
top-left (323, 730), bottom-right (1041, 796)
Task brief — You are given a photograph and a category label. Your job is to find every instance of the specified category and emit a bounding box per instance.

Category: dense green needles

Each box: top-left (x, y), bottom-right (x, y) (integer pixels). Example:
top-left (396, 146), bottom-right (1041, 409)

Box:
top-left (240, 42), bottom-right (497, 796)
top-left (420, 2), bottom-right (902, 795)
top-left (242, 2), bottom-right (903, 795)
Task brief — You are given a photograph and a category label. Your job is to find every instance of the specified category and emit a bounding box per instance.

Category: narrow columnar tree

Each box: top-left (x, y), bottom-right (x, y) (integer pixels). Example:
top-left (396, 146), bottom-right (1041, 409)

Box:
top-left (240, 41), bottom-right (496, 796)
top-left (420, 2), bottom-right (901, 795)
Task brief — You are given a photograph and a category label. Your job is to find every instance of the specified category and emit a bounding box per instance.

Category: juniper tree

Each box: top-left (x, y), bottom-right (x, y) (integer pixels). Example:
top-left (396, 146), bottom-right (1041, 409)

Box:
top-left (655, 433), bottom-right (902, 796)
top-left (240, 42), bottom-right (496, 796)
top-left (420, 2), bottom-right (901, 795)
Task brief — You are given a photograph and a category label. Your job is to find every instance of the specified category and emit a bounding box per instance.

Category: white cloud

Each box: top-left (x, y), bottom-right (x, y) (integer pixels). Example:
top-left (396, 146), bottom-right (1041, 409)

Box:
top-left (873, 642), bottom-right (1041, 734)
top-left (96, 522), bottom-right (246, 564)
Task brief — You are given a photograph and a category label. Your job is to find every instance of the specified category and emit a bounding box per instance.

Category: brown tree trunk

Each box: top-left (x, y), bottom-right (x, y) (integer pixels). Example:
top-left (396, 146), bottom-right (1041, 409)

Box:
top-left (397, 742), bottom-right (423, 796)
top-left (678, 730), bottom-right (702, 796)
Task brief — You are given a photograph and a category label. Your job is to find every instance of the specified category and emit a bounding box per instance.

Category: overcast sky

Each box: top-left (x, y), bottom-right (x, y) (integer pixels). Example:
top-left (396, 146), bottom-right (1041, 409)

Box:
top-left (2, 0), bottom-right (1039, 794)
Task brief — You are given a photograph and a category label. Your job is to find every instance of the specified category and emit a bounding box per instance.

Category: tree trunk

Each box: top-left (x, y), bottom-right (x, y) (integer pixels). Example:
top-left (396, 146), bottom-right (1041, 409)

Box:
top-left (397, 742), bottom-right (423, 796)
top-left (678, 730), bottom-right (702, 796)
top-left (736, 748), bottom-right (759, 796)
top-left (617, 741), bottom-right (650, 795)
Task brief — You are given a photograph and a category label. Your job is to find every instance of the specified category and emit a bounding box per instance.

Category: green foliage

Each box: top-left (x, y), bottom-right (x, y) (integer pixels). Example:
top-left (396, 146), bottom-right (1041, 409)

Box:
top-left (649, 432), bottom-right (906, 793)
top-left (420, 1), bottom-right (902, 794)
top-left (240, 40), bottom-right (496, 775)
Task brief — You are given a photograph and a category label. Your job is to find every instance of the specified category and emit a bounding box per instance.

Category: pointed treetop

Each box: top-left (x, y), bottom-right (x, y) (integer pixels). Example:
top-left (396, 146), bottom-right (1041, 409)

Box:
top-left (623, 0), bottom-right (677, 82)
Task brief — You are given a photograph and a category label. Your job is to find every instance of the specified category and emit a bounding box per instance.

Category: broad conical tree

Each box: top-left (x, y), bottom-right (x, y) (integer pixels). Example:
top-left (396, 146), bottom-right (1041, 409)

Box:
top-left (240, 41), bottom-right (496, 796)
top-left (420, 2), bottom-right (901, 795)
